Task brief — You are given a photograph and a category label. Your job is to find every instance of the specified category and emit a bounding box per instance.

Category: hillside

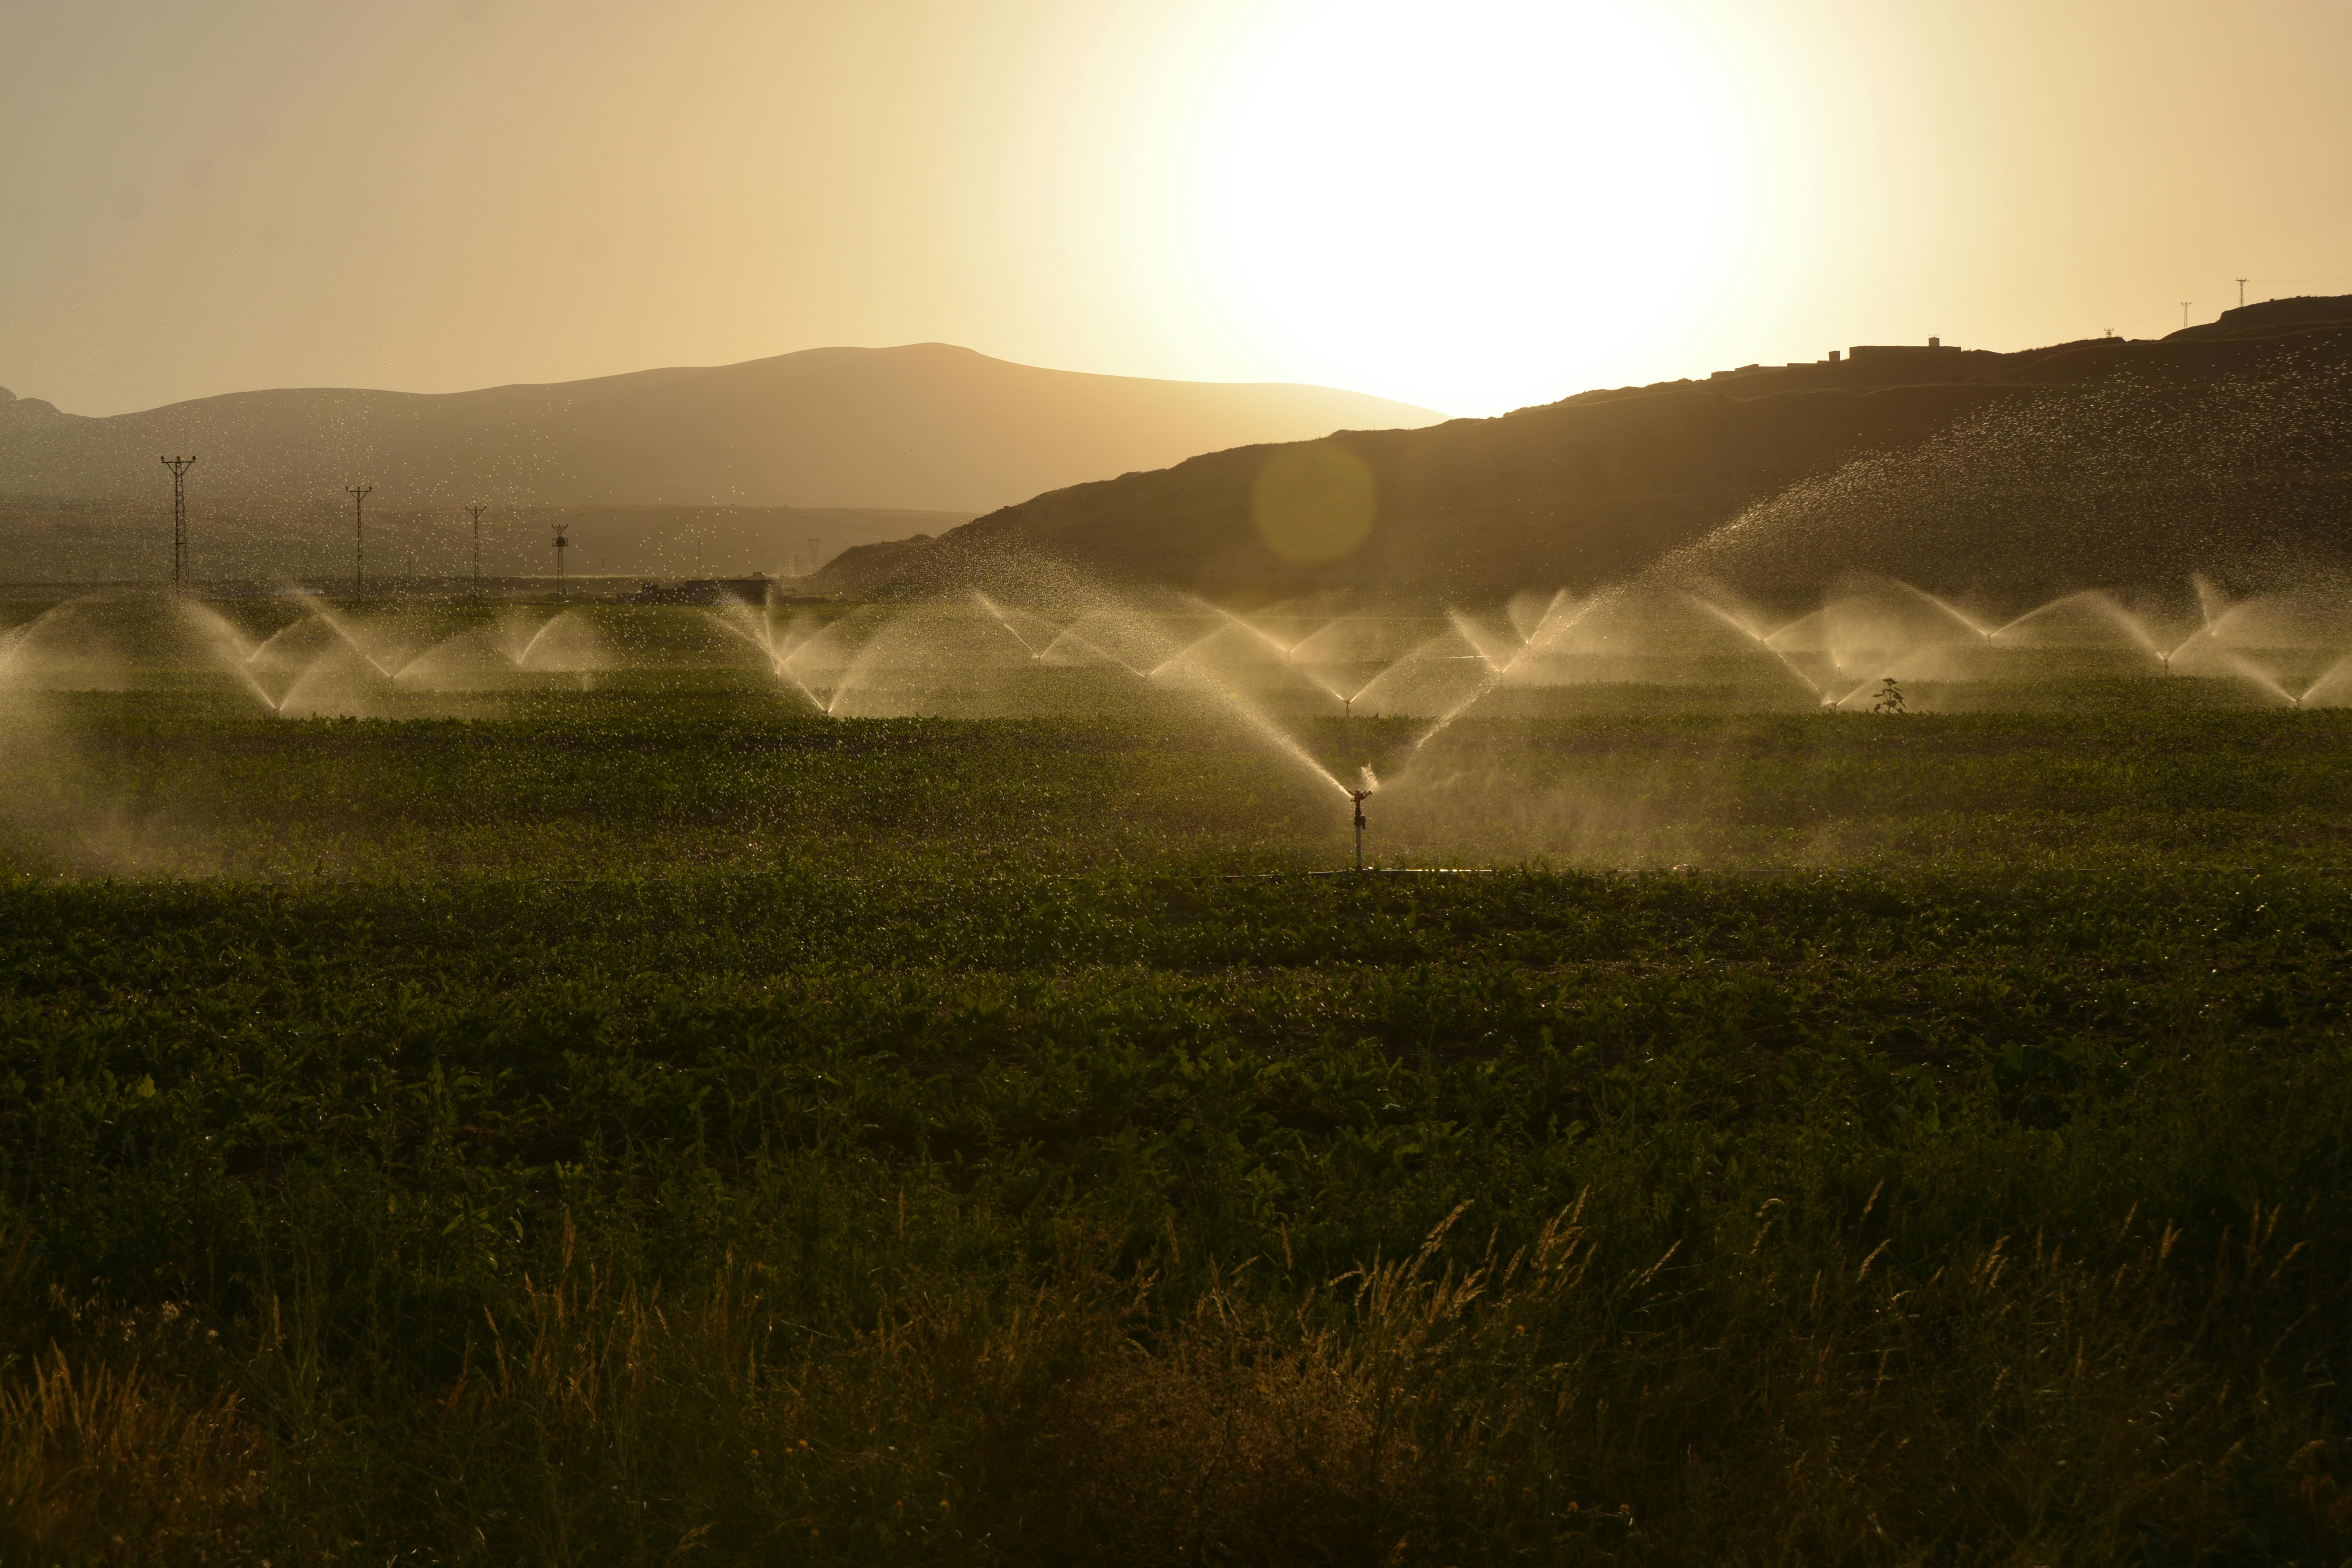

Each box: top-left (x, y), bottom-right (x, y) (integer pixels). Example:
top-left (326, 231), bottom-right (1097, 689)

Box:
top-left (823, 316), bottom-right (2352, 602)
top-left (2167, 293), bottom-right (2352, 342)
top-left (0, 344), bottom-right (1441, 515)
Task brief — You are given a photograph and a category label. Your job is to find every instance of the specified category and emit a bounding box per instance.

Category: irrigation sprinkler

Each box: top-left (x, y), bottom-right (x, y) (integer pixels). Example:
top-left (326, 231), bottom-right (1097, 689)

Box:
top-left (552, 520), bottom-right (570, 601)
top-left (1342, 693), bottom-right (1352, 718)
top-left (1348, 788), bottom-right (1370, 871)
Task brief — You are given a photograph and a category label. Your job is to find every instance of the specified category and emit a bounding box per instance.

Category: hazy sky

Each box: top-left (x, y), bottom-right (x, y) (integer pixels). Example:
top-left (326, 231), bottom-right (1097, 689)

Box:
top-left (5, 0), bottom-right (2349, 419)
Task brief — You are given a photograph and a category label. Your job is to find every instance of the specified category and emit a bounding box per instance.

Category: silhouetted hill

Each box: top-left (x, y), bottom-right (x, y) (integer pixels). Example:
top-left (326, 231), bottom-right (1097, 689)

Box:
top-left (831, 328), bottom-right (2352, 601)
top-left (2168, 294), bottom-right (2352, 343)
top-left (0, 345), bottom-right (1441, 514)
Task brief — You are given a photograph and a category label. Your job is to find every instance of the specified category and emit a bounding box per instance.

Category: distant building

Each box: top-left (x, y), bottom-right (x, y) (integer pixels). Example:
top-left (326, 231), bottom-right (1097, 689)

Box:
top-left (1846, 338), bottom-right (1962, 364)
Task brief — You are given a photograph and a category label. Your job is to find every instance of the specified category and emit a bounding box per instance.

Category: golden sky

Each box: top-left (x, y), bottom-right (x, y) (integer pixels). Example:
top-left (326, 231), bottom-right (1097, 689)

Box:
top-left (5, 0), bottom-right (2349, 419)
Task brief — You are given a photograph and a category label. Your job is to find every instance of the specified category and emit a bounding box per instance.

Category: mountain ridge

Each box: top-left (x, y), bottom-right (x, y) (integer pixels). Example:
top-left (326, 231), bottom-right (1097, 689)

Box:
top-left (0, 343), bottom-right (1443, 515)
top-left (817, 316), bottom-right (2352, 601)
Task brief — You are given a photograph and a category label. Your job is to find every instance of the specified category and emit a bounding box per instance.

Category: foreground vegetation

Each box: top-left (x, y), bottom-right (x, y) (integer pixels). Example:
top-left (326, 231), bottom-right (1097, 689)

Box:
top-left (1, 683), bottom-right (2348, 1564)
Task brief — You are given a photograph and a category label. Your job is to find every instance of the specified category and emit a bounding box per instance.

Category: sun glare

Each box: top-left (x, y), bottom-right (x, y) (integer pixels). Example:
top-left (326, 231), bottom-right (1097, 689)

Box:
top-left (1181, 0), bottom-right (1762, 414)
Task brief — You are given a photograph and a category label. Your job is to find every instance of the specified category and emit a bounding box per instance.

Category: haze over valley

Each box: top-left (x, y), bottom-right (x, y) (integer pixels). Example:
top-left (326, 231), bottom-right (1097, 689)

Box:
top-left (0, 343), bottom-right (1436, 581)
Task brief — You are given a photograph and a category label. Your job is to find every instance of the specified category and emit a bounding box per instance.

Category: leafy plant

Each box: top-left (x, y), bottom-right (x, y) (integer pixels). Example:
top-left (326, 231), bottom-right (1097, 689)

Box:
top-left (0, 686), bottom-right (2346, 1561)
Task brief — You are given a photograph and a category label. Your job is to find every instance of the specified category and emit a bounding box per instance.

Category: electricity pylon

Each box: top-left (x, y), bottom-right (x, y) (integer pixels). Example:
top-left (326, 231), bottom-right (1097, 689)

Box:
top-left (161, 455), bottom-right (197, 593)
top-left (346, 485), bottom-right (372, 595)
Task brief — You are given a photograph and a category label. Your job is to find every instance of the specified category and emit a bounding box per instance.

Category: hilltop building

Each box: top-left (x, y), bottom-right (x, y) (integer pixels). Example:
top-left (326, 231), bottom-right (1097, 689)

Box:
top-left (1708, 338), bottom-right (1964, 381)
top-left (1844, 337), bottom-right (1962, 366)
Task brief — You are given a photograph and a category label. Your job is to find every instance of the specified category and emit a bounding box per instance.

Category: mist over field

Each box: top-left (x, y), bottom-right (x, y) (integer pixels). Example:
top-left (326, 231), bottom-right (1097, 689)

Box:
top-left (7, 2), bottom-right (2352, 1561)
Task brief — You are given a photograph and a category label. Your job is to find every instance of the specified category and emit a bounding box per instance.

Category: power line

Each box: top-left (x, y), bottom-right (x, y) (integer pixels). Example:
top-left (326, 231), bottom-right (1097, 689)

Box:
top-left (345, 486), bottom-right (372, 595)
top-left (160, 455), bottom-right (197, 594)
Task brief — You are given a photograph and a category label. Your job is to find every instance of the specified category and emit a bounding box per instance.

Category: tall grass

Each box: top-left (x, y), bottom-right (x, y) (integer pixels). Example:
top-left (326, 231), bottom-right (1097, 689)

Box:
top-left (5, 1019), bottom-right (2344, 1563)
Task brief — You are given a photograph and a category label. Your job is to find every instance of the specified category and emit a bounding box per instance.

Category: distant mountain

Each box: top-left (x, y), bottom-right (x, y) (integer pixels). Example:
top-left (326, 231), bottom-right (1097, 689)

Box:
top-left (0, 344), bottom-right (1443, 514)
top-left (823, 316), bottom-right (2352, 602)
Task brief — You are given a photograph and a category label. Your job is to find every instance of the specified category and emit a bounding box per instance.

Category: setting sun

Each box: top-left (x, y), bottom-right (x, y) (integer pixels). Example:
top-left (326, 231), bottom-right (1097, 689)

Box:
top-left (1180, 0), bottom-right (1768, 412)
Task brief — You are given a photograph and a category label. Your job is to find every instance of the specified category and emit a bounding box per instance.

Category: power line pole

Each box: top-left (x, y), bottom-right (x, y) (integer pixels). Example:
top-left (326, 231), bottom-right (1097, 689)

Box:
top-left (2180, 301), bottom-right (2192, 330)
top-left (161, 455), bottom-right (197, 594)
top-left (346, 485), bottom-right (372, 595)
top-left (466, 503), bottom-right (486, 594)
top-left (2237, 278), bottom-right (2249, 309)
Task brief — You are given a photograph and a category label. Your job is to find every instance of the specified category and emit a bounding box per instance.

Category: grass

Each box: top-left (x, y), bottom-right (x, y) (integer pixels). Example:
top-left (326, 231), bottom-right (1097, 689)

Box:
top-left (0, 681), bottom-right (2348, 1564)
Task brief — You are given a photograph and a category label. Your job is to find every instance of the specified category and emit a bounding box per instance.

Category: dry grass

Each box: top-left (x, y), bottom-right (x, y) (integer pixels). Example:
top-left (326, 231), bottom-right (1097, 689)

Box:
top-left (5, 1192), bottom-right (2315, 1564)
top-left (0, 1339), bottom-right (262, 1565)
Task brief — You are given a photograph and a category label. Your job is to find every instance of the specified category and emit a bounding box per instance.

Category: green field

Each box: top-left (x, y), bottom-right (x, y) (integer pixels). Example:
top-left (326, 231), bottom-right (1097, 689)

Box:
top-left (2, 653), bottom-right (2349, 1563)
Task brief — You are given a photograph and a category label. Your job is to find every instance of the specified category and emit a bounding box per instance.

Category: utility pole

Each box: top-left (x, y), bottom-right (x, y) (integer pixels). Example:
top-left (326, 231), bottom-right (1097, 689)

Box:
top-left (2238, 278), bottom-right (2249, 309)
top-left (466, 503), bottom-right (486, 594)
top-left (2181, 301), bottom-right (2192, 331)
top-left (161, 455), bottom-right (197, 594)
top-left (346, 485), bottom-right (372, 595)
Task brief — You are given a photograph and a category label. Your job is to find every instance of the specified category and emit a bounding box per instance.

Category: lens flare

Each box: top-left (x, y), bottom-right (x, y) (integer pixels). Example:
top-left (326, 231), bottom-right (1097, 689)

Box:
top-left (1252, 443), bottom-right (1378, 563)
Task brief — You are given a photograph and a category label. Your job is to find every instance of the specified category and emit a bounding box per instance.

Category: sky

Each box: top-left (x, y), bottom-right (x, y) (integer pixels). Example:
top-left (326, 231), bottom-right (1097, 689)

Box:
top-left (4, 0), bottom-right (2350, 420)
